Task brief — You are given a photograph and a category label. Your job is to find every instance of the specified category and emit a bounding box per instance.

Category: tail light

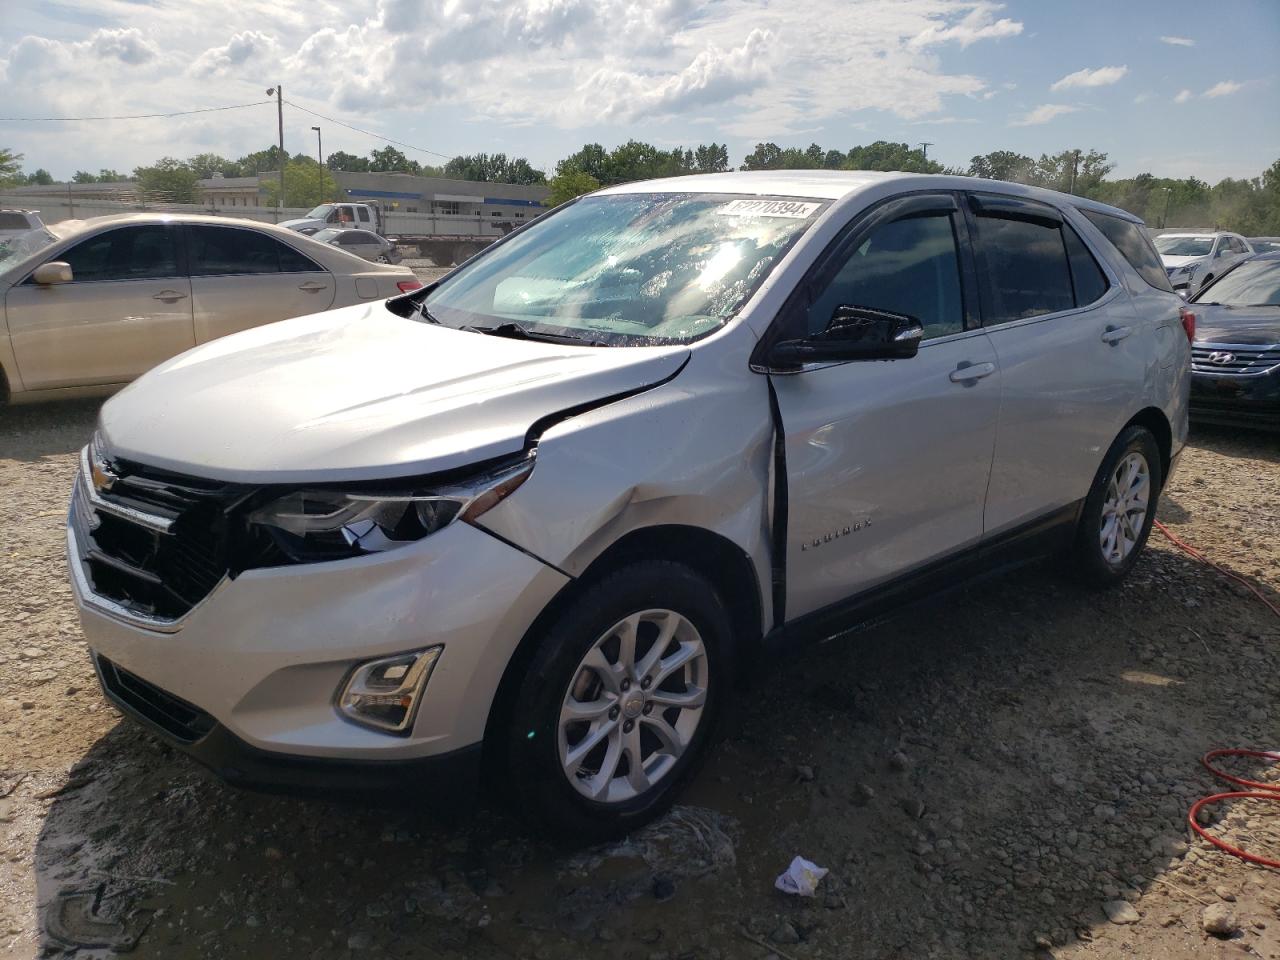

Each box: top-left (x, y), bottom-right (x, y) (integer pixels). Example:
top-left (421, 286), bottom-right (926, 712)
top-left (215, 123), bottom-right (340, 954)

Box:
top-left (1179, 307), bottom-right (1195, 343)
top-left (396, 280), bottom-right (423, 293)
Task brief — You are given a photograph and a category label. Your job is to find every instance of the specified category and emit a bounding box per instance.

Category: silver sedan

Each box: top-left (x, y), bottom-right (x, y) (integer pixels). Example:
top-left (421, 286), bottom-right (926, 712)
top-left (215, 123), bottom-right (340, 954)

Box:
top-left (311, 227), bottom-right (404, 264)
top-left (0, 213), bottom-right (422, 403)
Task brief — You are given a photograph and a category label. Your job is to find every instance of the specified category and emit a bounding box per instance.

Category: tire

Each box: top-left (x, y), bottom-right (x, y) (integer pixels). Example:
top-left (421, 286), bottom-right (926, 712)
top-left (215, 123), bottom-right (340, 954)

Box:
top-left (1071, 425), bottom-right (1163, 587)
top-left (505, 561), bottom-right (732, 844)
top-left (375, 254), bottom-right (390, 264)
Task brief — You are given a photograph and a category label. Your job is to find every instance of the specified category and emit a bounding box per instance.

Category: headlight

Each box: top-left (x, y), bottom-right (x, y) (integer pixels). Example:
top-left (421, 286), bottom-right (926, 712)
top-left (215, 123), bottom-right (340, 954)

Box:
top-left (247, 454), bottom-right (534, 563)
top-left (338, 647), bottom-right (441, 734)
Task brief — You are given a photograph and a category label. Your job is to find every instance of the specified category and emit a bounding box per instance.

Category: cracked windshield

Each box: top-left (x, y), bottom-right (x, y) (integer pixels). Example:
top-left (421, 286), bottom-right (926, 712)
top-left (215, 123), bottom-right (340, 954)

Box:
top-left (421, 194), bottom-right (825, 344)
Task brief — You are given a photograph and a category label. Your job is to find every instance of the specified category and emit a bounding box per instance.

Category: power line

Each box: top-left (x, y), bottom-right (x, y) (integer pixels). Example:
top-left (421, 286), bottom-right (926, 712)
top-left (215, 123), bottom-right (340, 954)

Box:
top-left (284, 100), bottom-right (454, 161)
top-left (0, 100), bottom-right (273, 122)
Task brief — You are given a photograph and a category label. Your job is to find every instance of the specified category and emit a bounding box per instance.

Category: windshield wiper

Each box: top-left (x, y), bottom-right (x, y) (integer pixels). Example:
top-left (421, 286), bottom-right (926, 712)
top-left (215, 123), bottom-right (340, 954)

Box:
top-left (460, 321), bottom-right (605, 346)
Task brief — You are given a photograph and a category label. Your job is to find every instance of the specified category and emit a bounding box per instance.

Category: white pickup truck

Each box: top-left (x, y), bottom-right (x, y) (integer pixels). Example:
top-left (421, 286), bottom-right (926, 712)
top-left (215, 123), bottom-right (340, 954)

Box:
top-left (280, 202), bottom-right (381, 236)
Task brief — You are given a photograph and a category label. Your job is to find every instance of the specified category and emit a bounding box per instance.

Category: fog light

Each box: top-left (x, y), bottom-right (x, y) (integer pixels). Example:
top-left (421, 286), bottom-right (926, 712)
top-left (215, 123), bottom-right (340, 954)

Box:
top-left (337, 647), bottom-right (441, 735)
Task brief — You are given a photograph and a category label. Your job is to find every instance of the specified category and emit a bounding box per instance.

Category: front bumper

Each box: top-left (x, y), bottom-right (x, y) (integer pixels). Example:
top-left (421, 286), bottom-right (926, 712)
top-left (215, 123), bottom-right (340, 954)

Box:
top-left (1190, 372), bottom-right (1280, 430)
top-left (93, 653), bottom-right (482, 797)
top-left (71, 516), bottom-right (570, 765)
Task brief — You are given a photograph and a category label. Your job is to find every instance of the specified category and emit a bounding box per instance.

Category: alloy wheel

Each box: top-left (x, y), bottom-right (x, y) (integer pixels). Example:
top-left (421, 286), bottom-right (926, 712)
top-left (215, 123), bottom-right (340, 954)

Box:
top-left (557, 608), bottom-right (709, 804)
top-left (1099, 451), bottom-right (1150, 566)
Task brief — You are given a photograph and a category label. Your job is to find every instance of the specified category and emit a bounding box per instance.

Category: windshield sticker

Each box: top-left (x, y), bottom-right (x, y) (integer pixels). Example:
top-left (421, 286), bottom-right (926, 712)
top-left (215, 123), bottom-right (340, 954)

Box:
top-left (717, 199), bottom-right (821, 219)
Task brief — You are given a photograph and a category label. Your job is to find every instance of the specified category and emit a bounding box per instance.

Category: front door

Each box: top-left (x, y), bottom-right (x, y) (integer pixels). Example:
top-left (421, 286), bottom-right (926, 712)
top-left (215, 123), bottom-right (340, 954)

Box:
top-left (186, 224), bottom-right (336, 342)
top-left (768, 193), bottom-right (1002, 619)
top-left (5, 224), bottom-right (193, 390)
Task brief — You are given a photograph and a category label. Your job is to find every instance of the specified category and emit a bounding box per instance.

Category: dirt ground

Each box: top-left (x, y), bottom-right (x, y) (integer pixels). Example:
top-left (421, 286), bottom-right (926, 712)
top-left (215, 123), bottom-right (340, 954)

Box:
top-left (1, 387), bottom-right (1277, 959)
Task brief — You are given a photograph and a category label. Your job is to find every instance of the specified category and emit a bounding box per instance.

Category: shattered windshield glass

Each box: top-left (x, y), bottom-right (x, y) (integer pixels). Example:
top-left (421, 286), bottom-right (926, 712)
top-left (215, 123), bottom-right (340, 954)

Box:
top-left (0, 229), bottom-right (57, 275)
top-left (419, 193), bottom-right (827, 346)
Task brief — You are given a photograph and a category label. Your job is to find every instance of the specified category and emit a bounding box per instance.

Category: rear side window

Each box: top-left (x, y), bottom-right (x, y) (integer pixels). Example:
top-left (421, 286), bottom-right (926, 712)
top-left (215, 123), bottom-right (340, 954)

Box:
top-left (1062, 223), bottom-right (1109, 306)
top-left (973, 214), bottom-right (1074, 324)
top-left (189, 226), bottom-right (320, 275)
top-left (57, 226), bottom-right (180, 282)
top-left (1080, 209), bottom-right (1174, 292)
top-left (357, 207), bottom-right (370, 223)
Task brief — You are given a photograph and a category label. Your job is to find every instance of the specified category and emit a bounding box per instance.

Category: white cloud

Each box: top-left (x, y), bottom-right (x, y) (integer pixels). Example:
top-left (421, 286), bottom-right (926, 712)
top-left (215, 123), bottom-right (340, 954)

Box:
top-left (1203, 80), bottom-right (1243, 98)
top-left (1010, 103), bottom-right (1080, 126)
top-left (191, 31), bottom-right (282, 77)
top-left (908, 2), bottom-right (1023, 48)
top-left (1050, 65), bottom-right (1127, 91)
top-left (1173, 89), bottom-right (1193, 104)
top-left (1159, 35), bottom-right (1195, 46)
top-left (1133, 92), bottom-right (1152, 104)
top-left (0, 0), bottom-right (1028, 175)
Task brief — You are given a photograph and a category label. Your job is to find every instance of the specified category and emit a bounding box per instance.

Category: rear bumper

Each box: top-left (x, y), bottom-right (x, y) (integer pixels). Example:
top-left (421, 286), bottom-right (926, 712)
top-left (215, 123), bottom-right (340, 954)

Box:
top-left (94, 653), bottom-right (483, 799)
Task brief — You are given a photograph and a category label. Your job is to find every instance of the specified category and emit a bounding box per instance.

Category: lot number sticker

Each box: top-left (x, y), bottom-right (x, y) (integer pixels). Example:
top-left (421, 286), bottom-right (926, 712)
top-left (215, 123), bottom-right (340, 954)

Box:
top-left (717, 199), bottom-right (821, 219)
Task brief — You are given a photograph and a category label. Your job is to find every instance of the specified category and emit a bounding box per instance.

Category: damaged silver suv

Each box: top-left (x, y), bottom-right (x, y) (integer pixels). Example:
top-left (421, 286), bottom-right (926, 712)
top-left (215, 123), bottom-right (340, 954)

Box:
top-left (69, 171), bottom-right (1190, 840)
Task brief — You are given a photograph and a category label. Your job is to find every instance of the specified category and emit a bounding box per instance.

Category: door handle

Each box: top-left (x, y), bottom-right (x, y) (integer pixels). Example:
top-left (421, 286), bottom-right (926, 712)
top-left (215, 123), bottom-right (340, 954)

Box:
top-left (298, 281), bottom-right (329, 293)
top-left (1101, 325), bottom-right (1132, 344)
top-left (950, 361), bottom-right (996, 383)
top-left (152, 290), bottom-right (188, 302)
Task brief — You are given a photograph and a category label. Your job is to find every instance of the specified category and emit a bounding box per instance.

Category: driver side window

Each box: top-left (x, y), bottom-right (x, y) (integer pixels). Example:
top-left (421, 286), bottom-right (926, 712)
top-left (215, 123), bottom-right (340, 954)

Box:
top-left (804, 213), bottom-right (964, 340)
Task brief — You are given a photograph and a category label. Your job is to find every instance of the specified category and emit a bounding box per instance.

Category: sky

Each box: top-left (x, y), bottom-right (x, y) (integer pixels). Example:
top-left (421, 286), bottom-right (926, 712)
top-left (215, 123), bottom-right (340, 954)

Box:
top-left (1, 0), bottom-right (1277, 184)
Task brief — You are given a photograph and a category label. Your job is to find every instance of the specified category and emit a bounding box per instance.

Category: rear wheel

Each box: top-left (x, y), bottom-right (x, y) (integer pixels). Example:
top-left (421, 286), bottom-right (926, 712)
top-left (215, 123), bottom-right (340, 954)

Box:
top-left (505, 562), bottom-right (731, 844)
top-left (1071, 425), bottom-right (1162, 586)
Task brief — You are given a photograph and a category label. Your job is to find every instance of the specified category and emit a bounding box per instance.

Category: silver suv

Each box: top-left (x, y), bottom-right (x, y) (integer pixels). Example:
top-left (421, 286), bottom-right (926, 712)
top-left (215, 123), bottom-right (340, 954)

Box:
top-left (69, 171), bottom-right (1191, 840)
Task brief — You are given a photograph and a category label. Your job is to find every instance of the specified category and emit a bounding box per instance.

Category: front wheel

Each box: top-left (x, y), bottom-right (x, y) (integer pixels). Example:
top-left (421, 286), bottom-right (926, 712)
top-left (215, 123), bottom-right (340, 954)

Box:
top-left (505, 562), bottom-right (731, 844)
top-left (1071, 425), bottom-right (1162, 586)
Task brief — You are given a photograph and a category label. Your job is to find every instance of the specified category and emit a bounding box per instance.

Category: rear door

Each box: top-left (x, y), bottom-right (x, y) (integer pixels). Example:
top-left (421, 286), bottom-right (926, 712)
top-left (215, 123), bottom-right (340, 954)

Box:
top-left (768, 192), bottom-right (1002, 618)
top-left (186, 224), bottom-right (335, 342)
top-left (966, 192), bottom-right (1143, 535)
top-left (5, 224), bottom-right (194, 389)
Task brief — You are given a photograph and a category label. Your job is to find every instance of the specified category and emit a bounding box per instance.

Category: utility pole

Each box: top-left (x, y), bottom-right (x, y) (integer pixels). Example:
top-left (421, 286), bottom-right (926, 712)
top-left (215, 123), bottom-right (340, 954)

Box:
top-left (1069, 149), bottom-right (1080, 195)
top-left (1162, 187), bottom-right (1173, 229)
top-left (311, 125), bottom-right (324, 202)
top-left (266, 85), bottom-right (285, 213)
top-left (919, 142), bottom-right (934, 169)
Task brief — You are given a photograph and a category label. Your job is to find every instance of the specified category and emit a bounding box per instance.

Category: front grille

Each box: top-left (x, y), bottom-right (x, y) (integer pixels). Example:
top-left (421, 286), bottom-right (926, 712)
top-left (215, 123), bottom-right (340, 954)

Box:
top-left (71, 444), bottom-right (244, 623)
top-left (1191, 344), bottom-right (1280, 377)
top-left (96, 655), bottom-right (215, 742)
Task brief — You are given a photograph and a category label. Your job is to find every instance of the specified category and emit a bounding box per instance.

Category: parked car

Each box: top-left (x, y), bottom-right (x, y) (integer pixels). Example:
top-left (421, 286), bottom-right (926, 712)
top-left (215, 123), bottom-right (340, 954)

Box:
top-left (1154, 231), bottom-right (1254, 295)
top-left (312, 227), bottom-right (403, 264)
top-left (0, 208), bottom-right (45, 247)
top-left (280, 202), bottom-right (381, 236)
top-left (1247, 237), bottom-right (1280, 253)
top-left (0, 213), bottom-right (422, 403)
top-left (1187, 251), bottom-right (1280, 430)
top-left (69, 172), bottom-right (1189, 841)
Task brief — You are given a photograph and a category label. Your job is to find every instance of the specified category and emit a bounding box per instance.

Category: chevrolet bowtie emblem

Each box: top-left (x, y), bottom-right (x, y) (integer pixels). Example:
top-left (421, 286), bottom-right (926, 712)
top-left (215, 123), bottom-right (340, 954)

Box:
top-left (90, 454), bottom-right (117, 494)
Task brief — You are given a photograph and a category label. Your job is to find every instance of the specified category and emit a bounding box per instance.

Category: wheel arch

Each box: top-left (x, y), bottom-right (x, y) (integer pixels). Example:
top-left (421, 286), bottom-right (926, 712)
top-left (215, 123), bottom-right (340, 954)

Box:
top-left (1123, 406), bottom-right (1172, 480)
top-left (480, 524), bottom-right (764, 770)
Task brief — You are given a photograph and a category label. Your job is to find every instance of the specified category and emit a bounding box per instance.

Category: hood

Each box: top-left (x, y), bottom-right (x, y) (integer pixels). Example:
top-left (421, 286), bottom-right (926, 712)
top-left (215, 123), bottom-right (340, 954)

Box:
top-left (1193, 303), bottom-right (1280, 345)
top-left (1161, 255), bottom-right (1206, 269)
top-left (99, 303), bottom-right (689, 483)
top-left (277, 218), bottom-right (321, 232)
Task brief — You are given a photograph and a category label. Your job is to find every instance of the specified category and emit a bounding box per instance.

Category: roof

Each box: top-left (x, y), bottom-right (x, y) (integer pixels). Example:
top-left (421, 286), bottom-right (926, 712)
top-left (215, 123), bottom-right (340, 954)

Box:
top-left (593, 169), bottom-right (1144, 222)
top-left (1157, 231), bottom-right (1236, 238)
top-left (196, 177), bottom-right (263, 190)
top-left (44, 212), bottom-right (319, 238)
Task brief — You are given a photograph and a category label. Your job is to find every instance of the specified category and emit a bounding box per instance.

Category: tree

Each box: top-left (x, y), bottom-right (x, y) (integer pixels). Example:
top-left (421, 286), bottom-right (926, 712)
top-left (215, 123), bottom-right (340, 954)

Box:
top-left (543, 170), bottom-right (601, 207)
top-left (0, 147), bottom-right (22, 187)
top-left (187, 153), bottom-right (242, 180)
top-left (443, 152), bottom-right (545, 185)
top-left (327, 150), bottom-right (370, 172)
top-left (23, 168), bottom-right (55, 186)
top-left (133, 158), bottom-right (199, 202)
top-left (558, 143), bottom-right (610, 182)
top-left (968, 150), bottom-right (1035, 182)
top-left (235, 145), bottom-right (286, 176)
top-left (741, 142), bottom-right (785, 170)
top-left (692, 143), bottom-right (729, 174)
top-left (262, 159), bottom-right (339, 209)
top-left (369, 145), bottom-right (416, 174)
top-left (845, 141), bottom-right (942, 173)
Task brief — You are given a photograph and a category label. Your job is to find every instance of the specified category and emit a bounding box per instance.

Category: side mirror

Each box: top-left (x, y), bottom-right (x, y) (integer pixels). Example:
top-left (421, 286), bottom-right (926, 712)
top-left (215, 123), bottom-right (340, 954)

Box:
top-left (770, 305), bottom-right (925, 367)
top-left (33, 261), bottom-right (73, 285)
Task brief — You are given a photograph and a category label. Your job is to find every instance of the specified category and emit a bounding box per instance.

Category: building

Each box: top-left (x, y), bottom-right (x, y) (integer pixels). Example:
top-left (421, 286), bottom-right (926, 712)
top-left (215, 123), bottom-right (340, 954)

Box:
top-left (197, 174), bottom-right (264, 209)
top-left (329, 171), bottom-right (548, 222)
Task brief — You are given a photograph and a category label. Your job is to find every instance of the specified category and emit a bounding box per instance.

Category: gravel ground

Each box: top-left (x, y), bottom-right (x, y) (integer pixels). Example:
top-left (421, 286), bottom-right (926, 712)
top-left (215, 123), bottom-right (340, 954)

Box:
top-left (1, 390), bottom-right (1277, 959)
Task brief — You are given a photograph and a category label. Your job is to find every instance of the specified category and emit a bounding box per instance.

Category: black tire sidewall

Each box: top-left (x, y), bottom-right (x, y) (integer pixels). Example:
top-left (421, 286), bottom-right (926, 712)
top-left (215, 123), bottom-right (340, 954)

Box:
top-left (506, 561), bottom-right (732, 844)
top-left (1075, 426), bottom-right (1163, 585)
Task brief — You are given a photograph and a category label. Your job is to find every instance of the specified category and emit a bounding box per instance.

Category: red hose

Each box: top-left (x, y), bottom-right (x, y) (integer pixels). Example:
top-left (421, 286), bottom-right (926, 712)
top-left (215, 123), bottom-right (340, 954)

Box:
top-left (1152, 520), bottom-right (1280, 619)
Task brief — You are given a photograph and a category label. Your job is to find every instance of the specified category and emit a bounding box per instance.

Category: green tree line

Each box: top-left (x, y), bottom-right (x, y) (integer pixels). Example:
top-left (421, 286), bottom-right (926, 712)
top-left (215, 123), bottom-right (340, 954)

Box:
top-left (4, 141), bottom-right (1278, 233)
